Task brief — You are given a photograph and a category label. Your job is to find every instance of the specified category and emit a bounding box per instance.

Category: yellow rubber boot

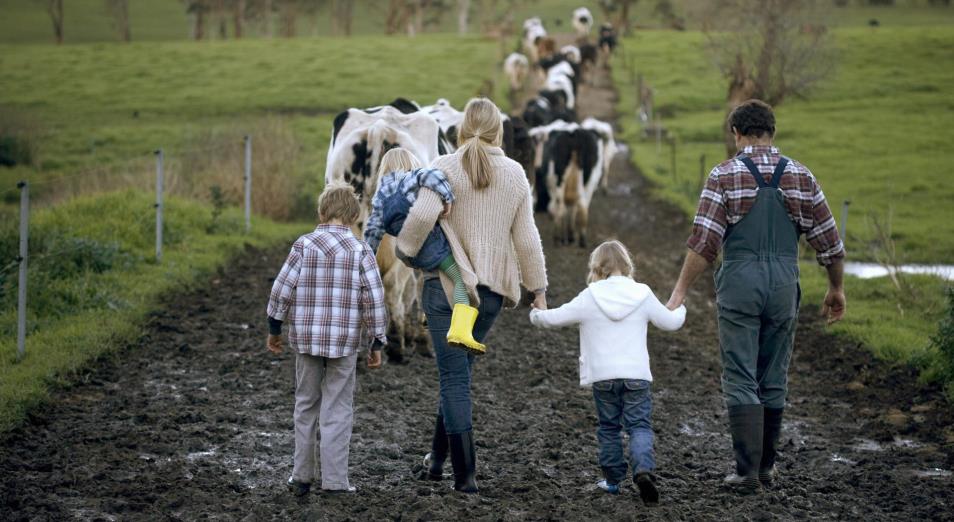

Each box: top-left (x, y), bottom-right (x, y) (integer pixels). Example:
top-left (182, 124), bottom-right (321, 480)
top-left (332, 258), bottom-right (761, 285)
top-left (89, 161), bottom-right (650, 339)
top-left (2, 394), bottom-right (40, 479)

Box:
top-left (446, 304), bottom-right (486, 355)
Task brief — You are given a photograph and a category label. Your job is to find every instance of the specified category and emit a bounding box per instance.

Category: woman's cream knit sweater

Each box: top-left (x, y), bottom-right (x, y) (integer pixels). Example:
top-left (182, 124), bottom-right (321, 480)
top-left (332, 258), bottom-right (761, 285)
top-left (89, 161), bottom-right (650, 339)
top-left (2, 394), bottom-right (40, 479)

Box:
top-left (396, 146), bottom-right (547, 307)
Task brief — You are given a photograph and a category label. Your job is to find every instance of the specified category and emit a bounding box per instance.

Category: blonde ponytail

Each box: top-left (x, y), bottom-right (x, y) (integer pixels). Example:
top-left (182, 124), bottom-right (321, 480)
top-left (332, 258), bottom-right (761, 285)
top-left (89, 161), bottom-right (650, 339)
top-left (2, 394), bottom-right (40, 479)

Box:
top-left (458, 97), bottom-right (503, 190)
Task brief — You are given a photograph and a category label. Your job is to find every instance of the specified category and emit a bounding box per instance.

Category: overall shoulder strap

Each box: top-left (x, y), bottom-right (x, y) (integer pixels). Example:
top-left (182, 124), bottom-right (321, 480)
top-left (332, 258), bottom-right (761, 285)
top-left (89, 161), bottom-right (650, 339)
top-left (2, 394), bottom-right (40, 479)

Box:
top-left (738, 156), bottom-right (767, 189)
top-left (769, 157), bottom-right (790, 189)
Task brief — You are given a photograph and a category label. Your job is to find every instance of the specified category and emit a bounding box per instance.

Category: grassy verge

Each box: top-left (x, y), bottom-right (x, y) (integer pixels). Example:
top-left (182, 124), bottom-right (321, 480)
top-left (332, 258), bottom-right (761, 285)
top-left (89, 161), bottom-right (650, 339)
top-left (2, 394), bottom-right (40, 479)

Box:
top-left (611, 24), bottom-right (954, 396)
top-left (0, 191), bottom-right (308, 432)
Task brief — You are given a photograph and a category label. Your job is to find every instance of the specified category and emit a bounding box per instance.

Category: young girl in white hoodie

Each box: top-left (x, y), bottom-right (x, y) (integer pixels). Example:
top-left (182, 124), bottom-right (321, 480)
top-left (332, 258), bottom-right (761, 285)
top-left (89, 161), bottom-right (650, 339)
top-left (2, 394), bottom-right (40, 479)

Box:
top-left (529, 240), bottom-right (686, 505)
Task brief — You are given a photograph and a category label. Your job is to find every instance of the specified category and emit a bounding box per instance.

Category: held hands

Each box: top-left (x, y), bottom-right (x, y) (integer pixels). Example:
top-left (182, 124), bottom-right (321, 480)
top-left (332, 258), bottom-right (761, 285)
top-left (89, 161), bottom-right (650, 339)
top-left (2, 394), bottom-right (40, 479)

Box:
top-left (266, 334), bottom-right (283, 354)
top-left (821, 287), bottom-right (846, 325)
top-left (530, 291), bottom-right (548, 311)
top-left (665, 291), bottom-right (685, 311)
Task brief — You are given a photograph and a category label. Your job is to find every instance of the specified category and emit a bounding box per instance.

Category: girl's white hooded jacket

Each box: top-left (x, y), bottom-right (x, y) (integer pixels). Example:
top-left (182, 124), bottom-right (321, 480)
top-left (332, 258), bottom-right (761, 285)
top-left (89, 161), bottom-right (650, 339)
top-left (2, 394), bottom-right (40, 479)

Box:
top-left (529, 276), bottom-right (686, 386)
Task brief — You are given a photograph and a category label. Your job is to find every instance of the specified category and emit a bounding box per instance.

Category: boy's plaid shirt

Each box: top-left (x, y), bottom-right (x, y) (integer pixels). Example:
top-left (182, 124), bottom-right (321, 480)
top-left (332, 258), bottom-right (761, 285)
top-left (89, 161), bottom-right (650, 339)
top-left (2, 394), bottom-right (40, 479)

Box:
top-left (267, 224), bottom-right (388, 357)
top-left (687, 145), bottom-right (846, 266)
top-left (364, 168), bottom-right (454, 252)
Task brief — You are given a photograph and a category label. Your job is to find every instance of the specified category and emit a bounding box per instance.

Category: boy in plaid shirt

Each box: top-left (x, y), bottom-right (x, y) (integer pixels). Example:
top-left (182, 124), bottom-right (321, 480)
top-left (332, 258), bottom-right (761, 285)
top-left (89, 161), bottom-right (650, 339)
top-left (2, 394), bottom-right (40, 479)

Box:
top-left (266, 181), bottom-right (389, 496)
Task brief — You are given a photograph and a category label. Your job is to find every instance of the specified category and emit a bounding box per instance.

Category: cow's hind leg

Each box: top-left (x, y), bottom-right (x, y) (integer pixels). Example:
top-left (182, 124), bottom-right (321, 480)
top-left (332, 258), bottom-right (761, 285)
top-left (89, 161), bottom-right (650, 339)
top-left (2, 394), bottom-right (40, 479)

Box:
top-left (576, 204), bottom-right (589, 248)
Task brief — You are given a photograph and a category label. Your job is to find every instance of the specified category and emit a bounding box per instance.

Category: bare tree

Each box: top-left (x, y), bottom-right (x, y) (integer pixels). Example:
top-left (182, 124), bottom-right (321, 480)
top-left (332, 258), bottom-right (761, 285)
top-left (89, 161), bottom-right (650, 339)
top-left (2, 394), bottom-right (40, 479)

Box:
top-left (233, 0), bottom-right (245, 38)
top-left (263, 0), bottom-right (274, 37)
top-left (458, 0), bottom-right (470, 34)
top-left (703, 0), bottom-right (835, 156)
top-left (105, 0), bottom-right (132, 42)
top-left (598, 0), bottom-right (638, 35)
top-left (43, 0), bottom-right (64, 44)
top-left (332, 0), bottom-right (354, 36)
top-left (278, 0), bottom-right (297, 37)
top-left (182, 0), bottom-right (211, 39)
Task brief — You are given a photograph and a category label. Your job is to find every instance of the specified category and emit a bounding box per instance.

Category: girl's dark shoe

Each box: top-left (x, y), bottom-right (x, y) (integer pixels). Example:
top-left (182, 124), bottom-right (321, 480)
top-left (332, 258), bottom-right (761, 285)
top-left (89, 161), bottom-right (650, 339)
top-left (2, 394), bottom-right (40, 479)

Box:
top-left (448, 431), bottom-right (478, 493)
top-left (596, 479), bottom-right (621, 495)
top-left (286, 477), bottom-right (311, 497)
top-left (634, 472), bottom-right (659, 506)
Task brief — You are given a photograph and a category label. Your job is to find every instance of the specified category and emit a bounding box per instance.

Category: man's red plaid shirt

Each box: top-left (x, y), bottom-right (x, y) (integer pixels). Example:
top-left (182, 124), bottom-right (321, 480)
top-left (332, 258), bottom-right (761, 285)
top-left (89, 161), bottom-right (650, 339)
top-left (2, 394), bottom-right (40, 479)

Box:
top-left (687, 145), bottom-right (845, 266)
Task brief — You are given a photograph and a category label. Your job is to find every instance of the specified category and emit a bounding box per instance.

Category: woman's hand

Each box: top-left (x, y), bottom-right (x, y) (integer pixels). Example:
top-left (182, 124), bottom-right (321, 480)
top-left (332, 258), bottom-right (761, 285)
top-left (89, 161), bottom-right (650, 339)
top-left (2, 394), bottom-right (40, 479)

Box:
top-left (441, 202), bottom-right (453, 218)
top-left (532, 290), bottom-right (548, 310)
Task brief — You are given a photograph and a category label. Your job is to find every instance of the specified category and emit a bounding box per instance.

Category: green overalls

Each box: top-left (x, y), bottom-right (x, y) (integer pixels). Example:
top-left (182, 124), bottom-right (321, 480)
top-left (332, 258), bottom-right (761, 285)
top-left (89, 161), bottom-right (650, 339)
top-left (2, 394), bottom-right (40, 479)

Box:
top-left (715, 156), bottom-right (800, 409)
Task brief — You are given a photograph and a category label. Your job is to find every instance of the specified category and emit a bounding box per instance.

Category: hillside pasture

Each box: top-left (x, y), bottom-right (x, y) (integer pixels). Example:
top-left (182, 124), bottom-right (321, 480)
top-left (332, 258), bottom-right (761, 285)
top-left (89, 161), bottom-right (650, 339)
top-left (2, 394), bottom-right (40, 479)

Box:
top-left (611, 24), bottom-right (954, 393)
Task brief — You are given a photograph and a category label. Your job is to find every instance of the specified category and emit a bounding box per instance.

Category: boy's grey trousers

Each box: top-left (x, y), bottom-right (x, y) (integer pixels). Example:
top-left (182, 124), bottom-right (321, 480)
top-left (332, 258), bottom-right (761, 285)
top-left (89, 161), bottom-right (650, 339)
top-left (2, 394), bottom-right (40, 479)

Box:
top-left (292, 352), bottom-right (357, 490)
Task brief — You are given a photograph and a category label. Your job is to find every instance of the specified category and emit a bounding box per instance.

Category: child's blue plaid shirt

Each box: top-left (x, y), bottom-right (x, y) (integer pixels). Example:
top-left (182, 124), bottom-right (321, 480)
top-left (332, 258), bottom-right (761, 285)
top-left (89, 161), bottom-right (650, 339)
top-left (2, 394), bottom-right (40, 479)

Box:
top-left (364, 168), bottom-right (454, 253)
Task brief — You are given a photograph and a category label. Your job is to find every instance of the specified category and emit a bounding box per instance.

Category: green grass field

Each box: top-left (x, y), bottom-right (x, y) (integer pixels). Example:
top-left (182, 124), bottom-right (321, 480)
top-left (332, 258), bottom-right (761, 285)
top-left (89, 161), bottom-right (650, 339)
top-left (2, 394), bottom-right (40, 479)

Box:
top-left (611, 22), bottom-right (954, 395)
top-left (0, 34), bottom-right (501, 432)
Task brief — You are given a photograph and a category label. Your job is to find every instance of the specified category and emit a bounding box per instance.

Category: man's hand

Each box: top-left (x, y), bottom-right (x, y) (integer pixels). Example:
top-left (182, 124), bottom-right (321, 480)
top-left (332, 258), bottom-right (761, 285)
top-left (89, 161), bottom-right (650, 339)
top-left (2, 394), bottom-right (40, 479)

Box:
top-left (441, 202), bottom-right (453, 218)
top-left (821, 287), bottom-right (846, 325)
top-left (532, 291), bottom-right (548, 310)
top-left (666, 291), bottom-right (686, 311)
top-left (366, 350), bottom-right (383, 369)
top-left (267, 334), bottom-right (283, 354)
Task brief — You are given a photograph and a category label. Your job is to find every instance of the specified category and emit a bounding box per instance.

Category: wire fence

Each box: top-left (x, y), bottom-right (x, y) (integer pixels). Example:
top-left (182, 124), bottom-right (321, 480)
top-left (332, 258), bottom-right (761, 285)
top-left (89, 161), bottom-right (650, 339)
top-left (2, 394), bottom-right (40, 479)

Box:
top-left (8, 136), bottom-right (255, 362)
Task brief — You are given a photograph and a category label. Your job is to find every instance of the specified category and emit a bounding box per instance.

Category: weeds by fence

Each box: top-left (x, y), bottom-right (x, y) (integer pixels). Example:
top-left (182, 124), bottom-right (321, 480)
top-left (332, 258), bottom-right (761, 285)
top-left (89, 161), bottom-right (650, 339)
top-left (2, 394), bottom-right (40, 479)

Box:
top-left (6, 136), bottom-right (264, 362)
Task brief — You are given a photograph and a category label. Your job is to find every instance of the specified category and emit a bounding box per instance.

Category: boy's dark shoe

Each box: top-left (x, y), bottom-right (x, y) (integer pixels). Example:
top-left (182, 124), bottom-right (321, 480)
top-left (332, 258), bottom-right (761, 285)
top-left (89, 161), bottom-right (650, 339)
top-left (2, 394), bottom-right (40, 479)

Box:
top-left (634, 472), bottom-right (659, 506)
top-left (287, 477), bottom-right (311, 497)
top-left (596, 479), bottom-right (621, 495)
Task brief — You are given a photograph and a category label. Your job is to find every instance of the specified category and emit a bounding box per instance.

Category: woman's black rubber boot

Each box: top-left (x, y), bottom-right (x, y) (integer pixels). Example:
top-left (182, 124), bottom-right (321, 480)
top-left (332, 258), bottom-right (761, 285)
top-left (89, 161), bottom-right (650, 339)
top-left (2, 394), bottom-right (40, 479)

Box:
top-left (759, 407), bottom-right (784, 487)
top-left (723, 404), bottom-right (764, 494)
top-left (448, 431), bottom-right (478, 493)
top-left (421, 413), bottom-right (448, 481)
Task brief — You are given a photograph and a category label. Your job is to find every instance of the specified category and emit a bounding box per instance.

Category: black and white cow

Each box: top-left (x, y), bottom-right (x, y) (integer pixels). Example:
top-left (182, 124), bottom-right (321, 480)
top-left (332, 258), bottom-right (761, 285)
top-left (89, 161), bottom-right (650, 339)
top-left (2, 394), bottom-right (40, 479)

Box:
top-left (522, 18), bottom-right (547, 64)
top-left (544, 60), bottom-right (577, 110)
top-left (419, 98), bottom-right (535, 188)
top-left (573, 7), bottom-right (594, 39)
top-left (581, 117), bottom-right (620, 191)
top-left (325, 100), bottom-right (444, 361)
top-left (534, 122), bottom-right (606, 247)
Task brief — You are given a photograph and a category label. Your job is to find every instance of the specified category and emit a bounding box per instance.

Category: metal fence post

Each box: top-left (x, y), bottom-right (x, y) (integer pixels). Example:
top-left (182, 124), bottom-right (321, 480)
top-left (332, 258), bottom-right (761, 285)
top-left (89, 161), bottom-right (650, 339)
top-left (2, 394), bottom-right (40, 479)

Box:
top-left (699, 153), bottom-right (707, 193)
top-left (670, 139), bottom-right (677, 184)
top-left (244, 135), bottom-right (252, 233)
top-left (16, 181), bottom-right (29, 362)
top-left (840, 200), bottom-right (851, 240)
top-left (155, 149), bottom-right (164, 262)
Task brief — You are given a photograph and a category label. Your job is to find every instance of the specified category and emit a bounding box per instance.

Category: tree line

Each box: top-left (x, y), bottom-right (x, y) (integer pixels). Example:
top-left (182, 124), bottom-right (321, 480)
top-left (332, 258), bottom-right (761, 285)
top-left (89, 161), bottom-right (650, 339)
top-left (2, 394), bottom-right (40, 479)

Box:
top-left (36, 0), bottom-right (549, 44)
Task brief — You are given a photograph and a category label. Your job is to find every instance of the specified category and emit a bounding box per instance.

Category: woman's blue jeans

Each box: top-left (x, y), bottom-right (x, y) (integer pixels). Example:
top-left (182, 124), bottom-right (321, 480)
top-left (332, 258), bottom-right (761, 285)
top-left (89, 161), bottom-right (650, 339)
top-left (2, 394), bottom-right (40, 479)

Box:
top-left (421, 277), bottom-right (503, 434)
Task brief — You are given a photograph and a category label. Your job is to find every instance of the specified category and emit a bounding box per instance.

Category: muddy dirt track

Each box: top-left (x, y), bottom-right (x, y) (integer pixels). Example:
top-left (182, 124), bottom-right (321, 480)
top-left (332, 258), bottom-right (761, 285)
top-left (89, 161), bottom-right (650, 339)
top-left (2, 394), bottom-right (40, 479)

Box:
top-left (4, 50), bottom-right (954, 522)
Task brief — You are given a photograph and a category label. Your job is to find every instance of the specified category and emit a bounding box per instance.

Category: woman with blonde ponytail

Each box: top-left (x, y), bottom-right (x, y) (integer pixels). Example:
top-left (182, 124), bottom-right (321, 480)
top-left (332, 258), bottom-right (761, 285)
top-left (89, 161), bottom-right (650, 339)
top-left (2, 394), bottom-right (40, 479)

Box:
top-left (397, 97), bottom-right (548, 494)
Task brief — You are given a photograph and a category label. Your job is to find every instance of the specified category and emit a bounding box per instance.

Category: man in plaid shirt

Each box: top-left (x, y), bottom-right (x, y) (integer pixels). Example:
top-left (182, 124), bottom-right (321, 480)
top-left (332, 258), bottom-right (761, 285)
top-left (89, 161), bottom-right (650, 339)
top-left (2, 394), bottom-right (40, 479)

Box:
top-left (666, 100), bottom-right (846, 494)
top-left (266, 182), bottom-right (388, 496)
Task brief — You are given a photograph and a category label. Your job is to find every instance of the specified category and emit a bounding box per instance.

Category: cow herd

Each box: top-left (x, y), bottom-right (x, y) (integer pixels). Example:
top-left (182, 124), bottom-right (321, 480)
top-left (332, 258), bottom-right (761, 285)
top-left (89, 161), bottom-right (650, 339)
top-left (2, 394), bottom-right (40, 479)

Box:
top-left (322, 9), bottom-right (620, 359)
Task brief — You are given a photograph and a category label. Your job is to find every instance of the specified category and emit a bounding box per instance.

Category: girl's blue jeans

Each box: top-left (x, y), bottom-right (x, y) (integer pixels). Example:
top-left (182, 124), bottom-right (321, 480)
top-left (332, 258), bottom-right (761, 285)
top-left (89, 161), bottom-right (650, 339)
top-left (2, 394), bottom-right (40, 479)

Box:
top-left (592, 378), bottom-right (656, 484)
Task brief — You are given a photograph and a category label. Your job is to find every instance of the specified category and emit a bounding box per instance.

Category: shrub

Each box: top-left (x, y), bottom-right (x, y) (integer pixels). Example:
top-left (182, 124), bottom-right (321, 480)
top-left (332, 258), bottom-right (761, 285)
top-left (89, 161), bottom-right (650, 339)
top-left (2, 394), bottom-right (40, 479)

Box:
top-left (0, 107), bottom-right (41, 168)
top-left (931, 287), bottom-right (954, 398)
